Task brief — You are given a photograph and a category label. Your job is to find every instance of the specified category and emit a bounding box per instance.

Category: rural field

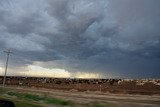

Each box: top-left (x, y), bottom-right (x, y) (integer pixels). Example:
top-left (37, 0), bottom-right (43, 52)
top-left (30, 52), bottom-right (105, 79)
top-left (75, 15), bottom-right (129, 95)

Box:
top-left (0, 77), bottom-right (160, 107)
top-left (0, 86), bottom-right (160, 107)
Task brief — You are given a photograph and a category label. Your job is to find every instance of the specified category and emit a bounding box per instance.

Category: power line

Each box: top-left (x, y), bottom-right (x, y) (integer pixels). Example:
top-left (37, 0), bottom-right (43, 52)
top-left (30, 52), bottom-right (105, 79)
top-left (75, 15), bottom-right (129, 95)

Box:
top-left (3, 50), bottom-right (13, 87)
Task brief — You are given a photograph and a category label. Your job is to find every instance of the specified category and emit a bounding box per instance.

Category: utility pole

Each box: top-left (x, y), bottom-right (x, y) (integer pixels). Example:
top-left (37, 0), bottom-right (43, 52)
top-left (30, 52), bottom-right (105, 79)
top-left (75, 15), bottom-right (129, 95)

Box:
top-left (3, 50), bottom-right (13, 87)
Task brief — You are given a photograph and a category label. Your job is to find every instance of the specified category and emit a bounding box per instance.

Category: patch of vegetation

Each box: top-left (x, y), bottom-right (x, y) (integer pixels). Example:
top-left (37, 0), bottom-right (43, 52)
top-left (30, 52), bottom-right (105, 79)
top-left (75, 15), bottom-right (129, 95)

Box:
top-left (7, 91), bottom-right (45, 101)
top-left (7, 91), bottom-right (73, 106)
top-left (0, 87), bottom-right (7, 94)
top-left (45, 97), bottom-right (72, 105)
top-left (14, 101), bottom-right (42, 107)
top-left (86, 101), bottom-right (111, 107)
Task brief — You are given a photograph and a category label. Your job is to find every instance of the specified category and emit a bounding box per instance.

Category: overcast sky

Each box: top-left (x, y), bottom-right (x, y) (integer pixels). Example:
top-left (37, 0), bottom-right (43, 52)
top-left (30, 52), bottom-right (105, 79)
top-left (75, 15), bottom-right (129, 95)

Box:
top-left (0, 0), bottom-right (160, 78)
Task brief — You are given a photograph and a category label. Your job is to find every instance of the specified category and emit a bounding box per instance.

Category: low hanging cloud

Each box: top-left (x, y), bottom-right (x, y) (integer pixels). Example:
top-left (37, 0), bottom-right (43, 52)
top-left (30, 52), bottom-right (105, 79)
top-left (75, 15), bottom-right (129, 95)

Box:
top-left (0, 0), bottom-right (160, 78)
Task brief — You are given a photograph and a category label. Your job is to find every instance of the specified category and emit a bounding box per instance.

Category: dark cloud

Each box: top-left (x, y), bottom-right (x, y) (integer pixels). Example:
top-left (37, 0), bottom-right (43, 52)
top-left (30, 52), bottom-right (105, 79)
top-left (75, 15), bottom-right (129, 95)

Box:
top-left (0, 0), bottom-right (160, 78)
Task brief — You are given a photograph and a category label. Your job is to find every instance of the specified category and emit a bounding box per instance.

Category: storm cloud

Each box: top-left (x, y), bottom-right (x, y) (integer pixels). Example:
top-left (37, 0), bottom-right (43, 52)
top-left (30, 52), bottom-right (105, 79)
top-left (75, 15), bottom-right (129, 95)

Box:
top-left (0, 0), bottom-right (160, 78)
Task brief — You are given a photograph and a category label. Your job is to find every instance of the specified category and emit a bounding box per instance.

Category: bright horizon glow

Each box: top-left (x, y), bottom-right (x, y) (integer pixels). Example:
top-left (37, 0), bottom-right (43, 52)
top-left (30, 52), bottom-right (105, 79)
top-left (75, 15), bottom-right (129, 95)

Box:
top-left (16, 65), bottom-right (100, 78)
top-left (73, 72), bottom-right (100, 79)
top-left (19, 65), bottom-right (71, 78)
top-left (0, 67), bottom-right (5, 76)
top-left (0, 64), bottom-right (111, 79)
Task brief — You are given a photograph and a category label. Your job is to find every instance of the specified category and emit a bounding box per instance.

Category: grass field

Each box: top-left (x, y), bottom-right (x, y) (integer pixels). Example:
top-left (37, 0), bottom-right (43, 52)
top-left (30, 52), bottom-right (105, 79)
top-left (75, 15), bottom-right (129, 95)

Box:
top-left (1, 86), bottom-right (160, 107)
top-left (0, 87), bottom-right (112, 107)
top-left (0, 87), bottom-right (73, 107)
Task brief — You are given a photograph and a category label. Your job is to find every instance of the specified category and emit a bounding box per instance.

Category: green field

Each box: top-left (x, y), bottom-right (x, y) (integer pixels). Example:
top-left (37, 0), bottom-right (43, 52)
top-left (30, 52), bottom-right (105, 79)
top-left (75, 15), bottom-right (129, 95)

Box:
top-left (0, 87), bottom-right (73, 107)
top-left (0, 87), bottom-right (109, 107)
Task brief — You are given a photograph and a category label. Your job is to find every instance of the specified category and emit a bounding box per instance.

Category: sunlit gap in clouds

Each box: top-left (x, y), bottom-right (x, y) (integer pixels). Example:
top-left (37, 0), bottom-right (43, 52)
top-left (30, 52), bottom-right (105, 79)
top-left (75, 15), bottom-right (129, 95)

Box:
top-left (20, 65), bottom-right (103, 79)
top-left (0, 65), bottom-right (105, 79)
top-left (20, 65), bottom-right (71, 78)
